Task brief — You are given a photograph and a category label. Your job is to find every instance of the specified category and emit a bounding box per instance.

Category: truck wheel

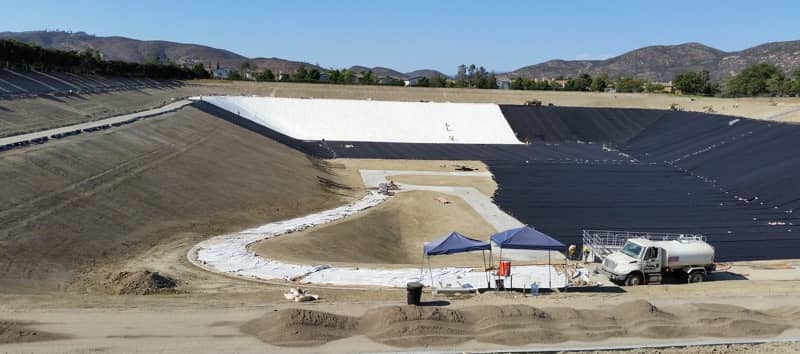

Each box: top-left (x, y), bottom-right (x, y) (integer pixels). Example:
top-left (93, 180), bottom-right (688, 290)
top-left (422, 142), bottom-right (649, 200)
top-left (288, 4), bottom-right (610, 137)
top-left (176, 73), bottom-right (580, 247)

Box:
top-left (688, 271), bottom-right (704, 283)
top-left (625, 273), bottom-right (643, 286)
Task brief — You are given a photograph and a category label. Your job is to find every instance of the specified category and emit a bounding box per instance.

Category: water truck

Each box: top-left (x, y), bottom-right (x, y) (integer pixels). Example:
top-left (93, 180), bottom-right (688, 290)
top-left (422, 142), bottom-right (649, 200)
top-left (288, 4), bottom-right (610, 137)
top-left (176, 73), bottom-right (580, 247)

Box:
top-left (600, 238), bottom-right (715, 286)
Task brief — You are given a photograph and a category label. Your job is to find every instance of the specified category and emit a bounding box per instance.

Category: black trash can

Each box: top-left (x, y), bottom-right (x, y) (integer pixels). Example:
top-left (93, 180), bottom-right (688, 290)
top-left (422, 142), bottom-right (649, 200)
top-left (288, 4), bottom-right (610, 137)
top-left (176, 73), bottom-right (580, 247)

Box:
top-left (406, 282), bottom-right (423, 305)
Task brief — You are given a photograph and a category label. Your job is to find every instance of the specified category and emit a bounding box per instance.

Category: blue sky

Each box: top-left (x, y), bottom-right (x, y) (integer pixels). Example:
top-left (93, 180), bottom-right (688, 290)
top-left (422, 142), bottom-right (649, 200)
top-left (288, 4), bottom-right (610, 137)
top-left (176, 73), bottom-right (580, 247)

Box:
top-left (4, 0), bottom-right (799, 74)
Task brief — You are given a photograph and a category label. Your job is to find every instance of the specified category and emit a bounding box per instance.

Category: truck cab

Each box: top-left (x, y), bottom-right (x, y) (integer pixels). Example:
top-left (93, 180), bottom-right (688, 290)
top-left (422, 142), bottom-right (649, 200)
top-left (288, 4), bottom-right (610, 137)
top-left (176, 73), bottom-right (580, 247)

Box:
top-left (600, 238), bottom-right (713, 286)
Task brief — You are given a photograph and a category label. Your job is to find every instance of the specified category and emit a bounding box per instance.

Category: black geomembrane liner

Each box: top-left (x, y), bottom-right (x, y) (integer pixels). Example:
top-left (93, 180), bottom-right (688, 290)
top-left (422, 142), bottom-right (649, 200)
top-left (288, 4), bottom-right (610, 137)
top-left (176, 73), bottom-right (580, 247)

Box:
top-left (202, 102), bottom-right (800, 261)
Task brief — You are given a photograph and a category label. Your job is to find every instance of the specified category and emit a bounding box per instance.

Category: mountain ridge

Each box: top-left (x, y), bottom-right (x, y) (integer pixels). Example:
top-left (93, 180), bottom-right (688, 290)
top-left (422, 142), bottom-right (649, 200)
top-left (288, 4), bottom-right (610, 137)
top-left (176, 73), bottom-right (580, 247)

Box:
top-left (2, 31), bottom-right (799, 82)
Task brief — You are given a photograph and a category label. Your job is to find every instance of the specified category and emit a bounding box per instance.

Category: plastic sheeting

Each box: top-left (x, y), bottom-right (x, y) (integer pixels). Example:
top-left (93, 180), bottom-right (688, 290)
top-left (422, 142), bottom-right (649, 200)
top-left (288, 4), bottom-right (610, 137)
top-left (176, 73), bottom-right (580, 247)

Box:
top-left (195, 96), bottom-right (522, 144)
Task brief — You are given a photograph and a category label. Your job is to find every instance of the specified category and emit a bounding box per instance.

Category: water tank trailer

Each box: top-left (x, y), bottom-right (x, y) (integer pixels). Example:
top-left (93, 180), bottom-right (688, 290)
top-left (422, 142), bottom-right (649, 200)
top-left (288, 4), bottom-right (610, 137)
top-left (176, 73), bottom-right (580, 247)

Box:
top-left (600, 238), bottom-right (715, 286)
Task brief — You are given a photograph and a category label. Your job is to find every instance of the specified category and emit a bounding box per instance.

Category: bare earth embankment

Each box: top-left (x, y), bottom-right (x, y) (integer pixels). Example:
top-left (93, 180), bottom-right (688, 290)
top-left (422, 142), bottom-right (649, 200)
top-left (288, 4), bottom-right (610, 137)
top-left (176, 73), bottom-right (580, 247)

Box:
top-left (0, 104), bottom-right (351, 293)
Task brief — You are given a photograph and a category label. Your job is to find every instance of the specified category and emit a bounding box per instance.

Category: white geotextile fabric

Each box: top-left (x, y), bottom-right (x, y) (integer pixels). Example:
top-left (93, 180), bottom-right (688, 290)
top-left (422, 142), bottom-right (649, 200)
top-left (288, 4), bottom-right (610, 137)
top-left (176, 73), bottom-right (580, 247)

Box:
top-left (193, 191), bottom-right (566, 288)
top-left (192, 96), bottom-right (522, 144)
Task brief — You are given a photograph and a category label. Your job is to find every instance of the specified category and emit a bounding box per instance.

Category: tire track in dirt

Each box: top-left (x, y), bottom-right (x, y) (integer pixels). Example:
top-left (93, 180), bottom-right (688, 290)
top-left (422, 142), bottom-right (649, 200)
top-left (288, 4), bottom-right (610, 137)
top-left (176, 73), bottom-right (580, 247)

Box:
top-left (1, 122), bottom-right (216, 234)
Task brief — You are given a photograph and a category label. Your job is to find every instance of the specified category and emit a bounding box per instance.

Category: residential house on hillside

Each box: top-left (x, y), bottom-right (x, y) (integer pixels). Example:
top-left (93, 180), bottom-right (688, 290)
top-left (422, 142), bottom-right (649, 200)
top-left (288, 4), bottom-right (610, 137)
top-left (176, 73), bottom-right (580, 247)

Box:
top-left (497, 79), bottom-right (511, 90)
top-left (551, 79), bottom-right (568, 89)
top-left (655, 81), bottom-right (674, 93)
top-left (212, 68), bottom-right (232, 79)
top-left (404, 76), bottom-right (424, 86)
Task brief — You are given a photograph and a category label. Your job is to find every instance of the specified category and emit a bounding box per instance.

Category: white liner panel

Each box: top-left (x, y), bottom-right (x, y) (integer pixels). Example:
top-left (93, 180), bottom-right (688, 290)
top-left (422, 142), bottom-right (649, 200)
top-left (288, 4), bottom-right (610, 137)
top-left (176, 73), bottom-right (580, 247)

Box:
top-left (192, 192), bottom-right (565, 288)
top-left (193, 96), bottom-right (523, 144)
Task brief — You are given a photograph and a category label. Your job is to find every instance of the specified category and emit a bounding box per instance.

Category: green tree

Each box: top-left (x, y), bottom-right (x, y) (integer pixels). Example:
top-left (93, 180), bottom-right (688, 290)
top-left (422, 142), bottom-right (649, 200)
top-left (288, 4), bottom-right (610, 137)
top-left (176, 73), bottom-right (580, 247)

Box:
top-left (226, 70), bottom-right (242, 80)
top-left (256, 69), bottom-right (275, 81)
top-left (591, 74), bottom-right (608, 92)
top-left (725, 63), bottom-right (784, 97)
top-left (308, 68), bottom-right (321, 81)
top-left (673, 71), bottom-right (708, 94)
top-left (564, 73), bottom-right (592, 91)
top-left (614, 77), bottom-right (645, 93)
top-left (415, 77), bottom-right (430, 87)
top-left (328, 69), bottom-right (341, 83)
top-left (793, 69), bottom-right (800, 95)
top-left (430, 74), bottom-right (447, 88)
top-left (359, 70), bottom-right (375, 85)
top-left (341, 69), bottom-right (354, 84)
top-left (190, 63), bottom-right (210, 79)
top-left (487, 72), bottom-right (497, 89)
top-left (644, 82), bottom-right (665, 93)
top-left (294, 66), bottom-right (308, 81)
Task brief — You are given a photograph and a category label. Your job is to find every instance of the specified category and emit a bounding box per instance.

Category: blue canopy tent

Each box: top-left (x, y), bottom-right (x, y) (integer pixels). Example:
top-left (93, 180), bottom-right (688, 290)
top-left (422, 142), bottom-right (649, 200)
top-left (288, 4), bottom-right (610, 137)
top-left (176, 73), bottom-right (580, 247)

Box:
top-left (421, 232), bottom-right (492, 288)
top-left (489, 226), bottom-right (566, 288)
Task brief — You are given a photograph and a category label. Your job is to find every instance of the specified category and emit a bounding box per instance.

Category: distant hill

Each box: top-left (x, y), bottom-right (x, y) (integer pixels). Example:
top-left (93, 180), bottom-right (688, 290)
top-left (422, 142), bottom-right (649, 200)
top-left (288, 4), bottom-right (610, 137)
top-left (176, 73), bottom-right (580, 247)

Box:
top-left (5, 31), bottom-right (798, 82)
top-left (503, 41), bottom-right (800, 82)
top-left (0, 31), bottom-right (444, 78)
top-left (349, 66), bottom-right (448, 79)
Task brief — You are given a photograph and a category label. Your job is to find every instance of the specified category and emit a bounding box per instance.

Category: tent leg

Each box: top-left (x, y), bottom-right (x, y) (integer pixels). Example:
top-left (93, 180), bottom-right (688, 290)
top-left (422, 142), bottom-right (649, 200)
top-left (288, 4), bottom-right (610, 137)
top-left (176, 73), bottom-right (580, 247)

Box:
top-left (548, 250), bottom-right (552, 289)
top-left (482, 250), bottom-right (489, 289)
top-left (428, 256), bottom-right (435, 289)
top-left (419, 251), bottom-right (425, 281)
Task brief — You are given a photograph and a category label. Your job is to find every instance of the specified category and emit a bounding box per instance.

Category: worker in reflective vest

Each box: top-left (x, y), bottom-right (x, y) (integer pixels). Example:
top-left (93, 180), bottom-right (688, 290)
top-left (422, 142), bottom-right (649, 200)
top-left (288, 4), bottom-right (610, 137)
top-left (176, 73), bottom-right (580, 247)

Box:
top-left (568, 244), bottom-right (577, 260)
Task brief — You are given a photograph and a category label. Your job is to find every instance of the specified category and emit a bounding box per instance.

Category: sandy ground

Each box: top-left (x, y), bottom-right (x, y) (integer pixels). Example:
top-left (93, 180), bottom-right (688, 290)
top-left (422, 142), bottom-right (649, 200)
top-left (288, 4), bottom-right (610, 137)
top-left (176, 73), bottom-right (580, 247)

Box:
top-left (388, 174), bottom-right (497, 197)
top-left (1, 278), bottom-right (800, 353)
top-left (252, 190), bottom-right (497, 267)
top-left (329, 158), bottom-right (490, 189)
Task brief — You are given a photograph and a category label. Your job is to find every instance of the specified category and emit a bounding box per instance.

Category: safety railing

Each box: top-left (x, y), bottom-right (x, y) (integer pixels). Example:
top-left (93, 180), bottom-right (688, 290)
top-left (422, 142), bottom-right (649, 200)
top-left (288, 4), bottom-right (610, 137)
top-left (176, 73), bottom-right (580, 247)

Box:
top-left (581, 229), bottom-right (705, 262)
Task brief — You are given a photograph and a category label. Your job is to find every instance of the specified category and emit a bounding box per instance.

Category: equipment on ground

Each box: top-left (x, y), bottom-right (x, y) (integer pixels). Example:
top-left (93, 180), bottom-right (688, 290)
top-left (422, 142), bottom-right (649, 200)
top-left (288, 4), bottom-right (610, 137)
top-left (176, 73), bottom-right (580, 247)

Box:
top-left (599, 238), bottom-right (715, 286)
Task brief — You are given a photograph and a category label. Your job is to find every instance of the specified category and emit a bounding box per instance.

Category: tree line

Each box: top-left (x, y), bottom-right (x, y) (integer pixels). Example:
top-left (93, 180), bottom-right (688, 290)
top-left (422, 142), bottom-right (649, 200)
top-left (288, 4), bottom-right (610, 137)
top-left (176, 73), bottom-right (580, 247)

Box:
top-left (671, 64), bottom-right (800, 97)
top-left (225, 63), bottom-right (488, 89)
top-left (0, 39), bottom-right (210, 79)
top-left (508, 74), bottom-right (669, 93)
top-left (506, 63), bottom-right (800, 97)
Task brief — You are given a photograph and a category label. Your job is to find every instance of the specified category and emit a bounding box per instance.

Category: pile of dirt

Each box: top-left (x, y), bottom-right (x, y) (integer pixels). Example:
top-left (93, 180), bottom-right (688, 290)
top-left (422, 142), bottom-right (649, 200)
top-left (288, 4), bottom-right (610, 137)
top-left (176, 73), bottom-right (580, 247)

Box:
top-left (239, 308), bottom-right (359, 347)
top-left (0, 321), bottom-right (66, 344)
top-left (241, 301), bottom-right (798, 348)
top-left (251, 190), bottom-right (497, 267)
top-left (104, 271), bottom-right (179, 295)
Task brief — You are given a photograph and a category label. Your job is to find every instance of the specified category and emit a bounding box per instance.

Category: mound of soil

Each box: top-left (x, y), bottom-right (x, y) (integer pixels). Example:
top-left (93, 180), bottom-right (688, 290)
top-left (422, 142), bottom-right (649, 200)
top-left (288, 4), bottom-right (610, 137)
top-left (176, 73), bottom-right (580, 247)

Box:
top-left (241, 301), bottom-right (799, 348)
top-left (105, 271), bottom-right (178, 295)
top-left (240, 309), bottom-right (359, 347)
top-left (253, 190), bottom-right (497, 267)
top-left (0, 321), bottom-right (67, 344)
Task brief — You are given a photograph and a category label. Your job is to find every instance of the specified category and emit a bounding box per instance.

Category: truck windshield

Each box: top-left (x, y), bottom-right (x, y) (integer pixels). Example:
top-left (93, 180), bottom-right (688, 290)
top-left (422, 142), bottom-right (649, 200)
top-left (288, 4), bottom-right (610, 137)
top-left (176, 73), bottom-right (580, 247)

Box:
top-left (621, 242), bottom-right (643, 258)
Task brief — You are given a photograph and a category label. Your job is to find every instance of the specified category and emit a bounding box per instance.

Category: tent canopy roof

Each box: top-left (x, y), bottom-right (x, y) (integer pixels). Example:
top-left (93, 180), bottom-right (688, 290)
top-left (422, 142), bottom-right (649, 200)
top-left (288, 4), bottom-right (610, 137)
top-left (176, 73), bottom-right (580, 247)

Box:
top-left (424, 232), bottom-right (491, 256)
top-left (490, 226), bottom-right (565, 251)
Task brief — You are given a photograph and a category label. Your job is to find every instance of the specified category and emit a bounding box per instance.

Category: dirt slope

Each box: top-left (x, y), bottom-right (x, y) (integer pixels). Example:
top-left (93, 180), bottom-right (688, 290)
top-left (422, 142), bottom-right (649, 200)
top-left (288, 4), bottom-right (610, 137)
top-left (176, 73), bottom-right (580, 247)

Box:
top-left (253, 190), bottom-right (497, 267)
top-left (0, 105), bottom-right (349, 293)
